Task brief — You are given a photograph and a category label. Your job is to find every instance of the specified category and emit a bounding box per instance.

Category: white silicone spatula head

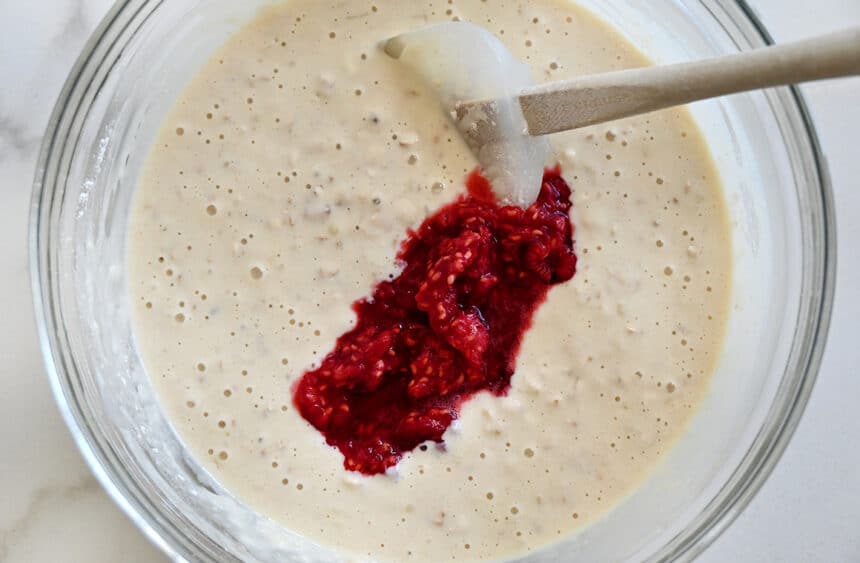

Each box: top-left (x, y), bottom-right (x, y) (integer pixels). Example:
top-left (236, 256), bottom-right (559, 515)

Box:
top-left (384, 23), bottom-right (550, 208)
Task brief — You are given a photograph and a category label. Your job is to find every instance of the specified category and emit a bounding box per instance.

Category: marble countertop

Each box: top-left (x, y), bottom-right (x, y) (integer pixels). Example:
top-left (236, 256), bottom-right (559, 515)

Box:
top-left (1, 1), bottom-right (858, 561)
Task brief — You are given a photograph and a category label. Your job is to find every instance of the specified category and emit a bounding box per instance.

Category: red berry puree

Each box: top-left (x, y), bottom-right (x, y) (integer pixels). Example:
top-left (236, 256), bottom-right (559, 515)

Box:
top-left (294, 168), bottom-right (577, 474)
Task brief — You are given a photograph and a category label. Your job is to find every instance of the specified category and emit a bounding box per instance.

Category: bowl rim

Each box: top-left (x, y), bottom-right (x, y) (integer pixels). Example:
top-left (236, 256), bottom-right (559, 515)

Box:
top-left (29, 0), bottom-right (837, 561)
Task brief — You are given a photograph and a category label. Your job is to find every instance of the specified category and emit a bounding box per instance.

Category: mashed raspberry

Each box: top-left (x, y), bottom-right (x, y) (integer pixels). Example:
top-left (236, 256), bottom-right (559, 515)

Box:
top-left (293, 168), bottom-right (576, 474)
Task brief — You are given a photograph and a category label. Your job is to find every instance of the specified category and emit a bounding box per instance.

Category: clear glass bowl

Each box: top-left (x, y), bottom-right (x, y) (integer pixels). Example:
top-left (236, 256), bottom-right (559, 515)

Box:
top-left (30, 0), bottom-right (835, 561)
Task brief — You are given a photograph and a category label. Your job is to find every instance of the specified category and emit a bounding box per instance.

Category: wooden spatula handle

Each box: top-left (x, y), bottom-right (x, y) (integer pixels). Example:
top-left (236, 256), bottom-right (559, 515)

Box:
top-left (516, 27), bottom-right (860, 136)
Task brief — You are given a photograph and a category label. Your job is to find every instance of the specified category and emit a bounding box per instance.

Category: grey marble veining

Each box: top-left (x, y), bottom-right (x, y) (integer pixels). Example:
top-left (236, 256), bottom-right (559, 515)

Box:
top-left (0, 0), bottom-right (162, 561)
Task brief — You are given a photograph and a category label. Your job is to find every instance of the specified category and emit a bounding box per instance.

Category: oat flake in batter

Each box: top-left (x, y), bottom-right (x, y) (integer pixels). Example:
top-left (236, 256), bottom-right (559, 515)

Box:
top-left (128, 0), bottom-right (732, 561)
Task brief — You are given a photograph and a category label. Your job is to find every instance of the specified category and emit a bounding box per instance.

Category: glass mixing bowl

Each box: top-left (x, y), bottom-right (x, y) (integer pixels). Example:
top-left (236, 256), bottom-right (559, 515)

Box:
top-left (30, 0), bottom-right (835, 561)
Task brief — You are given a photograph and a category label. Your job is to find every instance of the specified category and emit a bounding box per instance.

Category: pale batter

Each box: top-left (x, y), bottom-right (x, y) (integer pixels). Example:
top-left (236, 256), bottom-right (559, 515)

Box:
top-left (128, 0), bottom-right (732, 560)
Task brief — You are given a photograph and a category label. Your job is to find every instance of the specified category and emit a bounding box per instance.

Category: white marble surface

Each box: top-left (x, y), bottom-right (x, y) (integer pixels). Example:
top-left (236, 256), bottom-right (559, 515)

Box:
top-left (1, 1), bottom-right (857, 561)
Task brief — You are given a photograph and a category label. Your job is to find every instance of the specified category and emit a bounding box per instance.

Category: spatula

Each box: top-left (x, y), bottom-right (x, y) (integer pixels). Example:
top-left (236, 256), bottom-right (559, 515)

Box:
top-left (385, 25), bottom-right (859, 206)
top-left (453, 27), bottom-right (860, 141)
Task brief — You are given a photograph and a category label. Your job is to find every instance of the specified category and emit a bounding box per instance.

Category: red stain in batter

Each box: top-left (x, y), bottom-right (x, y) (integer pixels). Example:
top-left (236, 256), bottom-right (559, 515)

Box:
top-left (294, 168), bottom-right (576, 474)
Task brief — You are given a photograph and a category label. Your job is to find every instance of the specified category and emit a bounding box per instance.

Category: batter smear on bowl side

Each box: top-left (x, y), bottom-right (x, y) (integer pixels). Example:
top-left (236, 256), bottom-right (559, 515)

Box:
top-left (294, 169), bottom-right (576, 474)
